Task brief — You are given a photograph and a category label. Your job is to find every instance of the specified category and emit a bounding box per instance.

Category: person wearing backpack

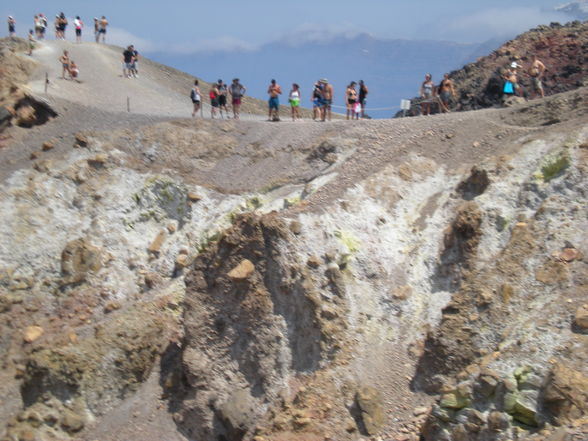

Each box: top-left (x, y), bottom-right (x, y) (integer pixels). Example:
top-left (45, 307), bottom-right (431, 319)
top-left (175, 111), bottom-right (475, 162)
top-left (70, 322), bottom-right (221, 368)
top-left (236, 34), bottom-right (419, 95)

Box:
top-left (190, 80), bottom-right (201, 118)
top-left (209, 83), bottom-right (220, 119)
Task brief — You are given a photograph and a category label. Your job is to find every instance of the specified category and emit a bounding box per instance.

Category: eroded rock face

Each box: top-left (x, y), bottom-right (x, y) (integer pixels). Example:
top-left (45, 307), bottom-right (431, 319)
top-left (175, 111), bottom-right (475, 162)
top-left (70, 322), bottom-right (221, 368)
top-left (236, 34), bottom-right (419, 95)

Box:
top-left (177, 213), bottom-right (341, 440)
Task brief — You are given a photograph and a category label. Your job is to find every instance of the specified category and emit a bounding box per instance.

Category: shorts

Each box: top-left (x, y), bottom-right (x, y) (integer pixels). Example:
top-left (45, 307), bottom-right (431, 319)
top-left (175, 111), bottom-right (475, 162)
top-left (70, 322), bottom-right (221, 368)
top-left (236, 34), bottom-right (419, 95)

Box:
top-left (211, 98), bottom-right (219, 108)
top-left (232, 97), bottom-right (241, 106)
top-left (348, 99), bottom-right (356, 105)
top-left (532, 77), bottom-right (543, 91)
top-left (99, 28), bottom-right (106, 34)
top-left (58, 24), bottom-right (66, 32)
top-left (192, 99), bottom-right (200, 105)
top-left (289, 98), bottom-right (300, 107)
top-left (125, 62), bottom-right (133, 70)
top-left (268, 96), bottom-right (279, 110)
top-left (75, 28), bottom-right (81, 36)
top-left (62, 63), bottom-right (69, 69)
top-left (324, 99), bottom-right (332, 107)
top-left (218, 95), bottom-right (227, 106)
top-left (9, 25), bottom-right (15, 33)
top-left (440, 91), bottom-right (451, 103)
top-left (313, 98), bottom-right (325, 107)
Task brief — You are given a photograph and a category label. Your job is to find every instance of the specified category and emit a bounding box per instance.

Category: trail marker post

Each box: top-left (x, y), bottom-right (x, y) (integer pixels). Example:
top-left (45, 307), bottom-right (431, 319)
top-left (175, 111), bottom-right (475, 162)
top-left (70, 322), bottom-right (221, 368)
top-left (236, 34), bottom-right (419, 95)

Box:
top-left (127, 97), bottom-right (130, 113)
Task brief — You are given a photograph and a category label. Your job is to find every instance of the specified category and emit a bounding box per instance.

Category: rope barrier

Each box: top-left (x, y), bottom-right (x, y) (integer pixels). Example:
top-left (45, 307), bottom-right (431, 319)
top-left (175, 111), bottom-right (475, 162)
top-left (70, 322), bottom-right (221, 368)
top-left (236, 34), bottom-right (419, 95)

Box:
top-left (330, 104), bottom-right (400, 111)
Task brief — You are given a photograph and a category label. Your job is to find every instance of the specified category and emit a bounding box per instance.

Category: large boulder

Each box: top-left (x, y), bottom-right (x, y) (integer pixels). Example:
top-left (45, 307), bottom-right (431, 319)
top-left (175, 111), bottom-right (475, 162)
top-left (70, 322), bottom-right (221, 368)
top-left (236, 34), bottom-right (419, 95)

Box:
top-left (61, 238), bottom-right (103, 285)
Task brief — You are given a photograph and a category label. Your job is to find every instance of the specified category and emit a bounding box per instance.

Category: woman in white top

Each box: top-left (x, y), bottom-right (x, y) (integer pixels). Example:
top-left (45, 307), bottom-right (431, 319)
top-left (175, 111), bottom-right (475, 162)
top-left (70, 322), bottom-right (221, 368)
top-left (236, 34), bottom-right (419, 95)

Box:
top-left (74, 16), bottom-right (83, 43)
top-left (289, 83), bottom-right (301, 121)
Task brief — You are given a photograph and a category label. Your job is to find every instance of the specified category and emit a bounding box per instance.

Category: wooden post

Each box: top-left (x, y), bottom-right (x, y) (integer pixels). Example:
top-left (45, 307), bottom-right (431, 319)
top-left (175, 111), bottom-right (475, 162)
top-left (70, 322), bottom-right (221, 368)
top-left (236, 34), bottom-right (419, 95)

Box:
top-left (44, 72), bottom-right (49, 93)
top-left (127, 97), bottom-right (130, 113)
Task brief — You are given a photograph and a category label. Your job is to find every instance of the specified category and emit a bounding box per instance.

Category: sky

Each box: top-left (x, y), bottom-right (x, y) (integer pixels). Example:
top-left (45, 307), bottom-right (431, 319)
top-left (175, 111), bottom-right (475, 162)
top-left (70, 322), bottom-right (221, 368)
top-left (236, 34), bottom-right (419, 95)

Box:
top-left (2, 0), bottom-right (574, 53)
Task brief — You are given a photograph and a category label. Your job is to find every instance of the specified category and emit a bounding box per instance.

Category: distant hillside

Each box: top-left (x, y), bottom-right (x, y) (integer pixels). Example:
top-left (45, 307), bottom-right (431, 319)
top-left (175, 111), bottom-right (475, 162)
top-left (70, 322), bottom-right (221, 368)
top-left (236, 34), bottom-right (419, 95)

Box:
top-left (147, 33), bottom-right (490, 118)
top-left (399, 20), bottom-right (588, 116)
top-left (556, 1), bottom-right (588, 20)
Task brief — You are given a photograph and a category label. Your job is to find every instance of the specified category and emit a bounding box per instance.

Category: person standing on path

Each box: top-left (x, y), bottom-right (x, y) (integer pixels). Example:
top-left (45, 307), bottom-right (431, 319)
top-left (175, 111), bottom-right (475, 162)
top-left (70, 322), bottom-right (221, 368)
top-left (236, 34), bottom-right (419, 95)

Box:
top-left (190, 80), bottom-right (201, 118)
top-left (130, 45), bottom-right (140, 78)
top-left (74, 16), bottom-right (83, 43)
top-left (217, 80), bottom-right (228, 118)
top-left (311, 82), bottom-right (324, 121)
top-left (438, 73), bottom-right (456, 113)
top-left (39, 14), bottom-right (47, 39)
top-left (27, 29), bottom-right (35, 56)
top-left (289, 83), bottom-right (301, 121)
top-left (209, 83), bottom-right (220, 119)
top-left (8, 16), bottom-right (16, 37)
top-left (321, 78), bottom-right (333, 121)
top-left (527, 55), bottom-right (546, 99)
top-left (58, 12), bottom-right (68, 40)
top-left (97, 16), bottom-right (108, 43)
top-left (122, 46), bottom-right (134, 78)
top-left (229, 78), bottom-right (246, 119)
top-left (345, 81), bottom-right (358, 120)
top-left (267, 79), bottom-right (282, 121)
top-left (59, 50), bottom-right (71, 80)
top-left (358, 80), bottom-right (368, 118)
top-left (420, 73), bottom-right (435, 115)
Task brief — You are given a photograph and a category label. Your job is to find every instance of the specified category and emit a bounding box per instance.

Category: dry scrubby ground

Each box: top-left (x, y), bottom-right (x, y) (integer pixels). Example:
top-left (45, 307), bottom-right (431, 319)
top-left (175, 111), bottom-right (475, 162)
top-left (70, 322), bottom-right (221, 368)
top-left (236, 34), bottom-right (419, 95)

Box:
top-left (0, 37), bottom-right (588, 441)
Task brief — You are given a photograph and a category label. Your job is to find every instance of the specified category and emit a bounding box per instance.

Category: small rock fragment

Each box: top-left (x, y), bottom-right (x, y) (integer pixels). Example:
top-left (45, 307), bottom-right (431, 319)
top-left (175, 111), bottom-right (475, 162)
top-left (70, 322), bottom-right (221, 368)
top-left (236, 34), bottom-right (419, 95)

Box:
top-left (41, 141), bottom-right (54, 151)
top-left (228, 259), bottom-right (255, 281)
top-left (23, 326), bottom-right (44, 343)
top-left (574, 304), bottom-right (588, 330)
top-left (148, 231), bottom-right (166, 255)
top-left (187, 192), bottom-right (202, 202)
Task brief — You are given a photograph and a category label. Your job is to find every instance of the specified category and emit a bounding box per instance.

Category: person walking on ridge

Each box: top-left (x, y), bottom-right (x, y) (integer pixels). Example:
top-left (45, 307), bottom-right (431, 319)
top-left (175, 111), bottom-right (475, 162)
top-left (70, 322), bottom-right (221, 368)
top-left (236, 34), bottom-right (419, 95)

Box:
top-left (97, 16), bottom-right (108, 43)
top-left (122, 46), bottom-right (134, 78)
top-left (27, 29), bottom-right (35, 56)
top-left (527, 55), bottom-right (546, 99)
top-left (321, 78), bottom-right (333, 121)
top-left (8, 16), bottom-right (16, 37)
top-left (345, 81), bottom-right (358, 120)
top-left (438, 73), bottom-right (456, 113)
top-left (420, 73), bottom-right (435, 115)
top-left (74, 16), bottom-right (83, 43)
top-left (217, 80), bottom-right (229, 118)
top-left (267, 79), bottom-right (282, 121)
top-left (358, 80), bottom-right (368, 118)
top-left (229, 78), bottom-right (246, 119)
top-left (289, 83), bottom-right (301, 121)
top-left (311, 82), bottom-right (324, 121)
top-left (130, 45), bottom-right (140, 78)
top-left (190, 80), bottom-right (201, 117)
top-left (209, 83), bottom-right (220, 119)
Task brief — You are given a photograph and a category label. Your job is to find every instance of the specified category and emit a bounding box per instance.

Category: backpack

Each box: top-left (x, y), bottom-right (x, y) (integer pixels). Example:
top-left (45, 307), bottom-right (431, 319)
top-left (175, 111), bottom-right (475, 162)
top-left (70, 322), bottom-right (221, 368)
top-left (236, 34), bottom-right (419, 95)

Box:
top-left (190, 88), bottom-right (200, 102)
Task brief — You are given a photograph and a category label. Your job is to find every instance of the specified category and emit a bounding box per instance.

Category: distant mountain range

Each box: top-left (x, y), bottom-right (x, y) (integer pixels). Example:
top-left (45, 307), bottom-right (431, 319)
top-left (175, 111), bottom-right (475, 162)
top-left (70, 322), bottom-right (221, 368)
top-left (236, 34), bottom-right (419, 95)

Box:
top-left (555, 1), bottom-right (588, 20)
top-left (147, 34), bottom-right (497, 118)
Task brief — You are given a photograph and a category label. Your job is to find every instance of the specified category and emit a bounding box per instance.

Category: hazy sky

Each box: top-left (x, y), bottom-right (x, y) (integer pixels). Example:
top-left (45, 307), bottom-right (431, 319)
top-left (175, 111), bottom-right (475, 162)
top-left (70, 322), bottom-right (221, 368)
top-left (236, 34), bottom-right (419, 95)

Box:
top-left (2, 0), bottom-right (572, 52)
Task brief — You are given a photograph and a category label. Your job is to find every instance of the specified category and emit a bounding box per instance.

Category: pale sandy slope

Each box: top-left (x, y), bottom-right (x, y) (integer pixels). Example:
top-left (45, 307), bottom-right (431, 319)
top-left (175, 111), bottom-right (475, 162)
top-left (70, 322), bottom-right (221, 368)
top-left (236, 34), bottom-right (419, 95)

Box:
top-left (26, 39), bottom-right (263, 120)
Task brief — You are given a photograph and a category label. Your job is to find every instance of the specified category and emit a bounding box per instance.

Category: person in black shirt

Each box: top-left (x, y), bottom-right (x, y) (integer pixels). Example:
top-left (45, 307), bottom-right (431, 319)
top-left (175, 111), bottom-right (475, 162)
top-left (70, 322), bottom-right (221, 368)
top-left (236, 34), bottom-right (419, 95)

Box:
top-left (122, 46), bottom-right (134, 78)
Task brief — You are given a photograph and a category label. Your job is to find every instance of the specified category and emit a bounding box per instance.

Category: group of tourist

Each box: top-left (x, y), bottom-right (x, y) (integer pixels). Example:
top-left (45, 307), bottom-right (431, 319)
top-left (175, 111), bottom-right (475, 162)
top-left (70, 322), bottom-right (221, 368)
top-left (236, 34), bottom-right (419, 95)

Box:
top-left (501, 56), bottom-right (546, 100)
top-left (191, 79), bottom-right (247, 119)
top-left (7, 13), bottom-right (109, 44)
top-left (419, 73), bottom-right (457, 115)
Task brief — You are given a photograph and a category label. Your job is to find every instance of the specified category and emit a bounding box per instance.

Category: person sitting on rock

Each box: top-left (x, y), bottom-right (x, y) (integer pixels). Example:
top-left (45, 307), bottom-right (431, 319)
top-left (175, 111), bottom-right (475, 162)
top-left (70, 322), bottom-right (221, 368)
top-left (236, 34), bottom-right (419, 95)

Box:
top-left (69, 60), bottom-right (79, 80)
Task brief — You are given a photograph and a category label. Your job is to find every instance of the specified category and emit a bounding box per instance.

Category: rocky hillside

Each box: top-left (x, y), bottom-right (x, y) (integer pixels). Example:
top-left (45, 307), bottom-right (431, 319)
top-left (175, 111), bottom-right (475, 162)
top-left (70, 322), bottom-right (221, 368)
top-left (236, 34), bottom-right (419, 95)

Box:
top-left (1, 36), bottom-right (588, 441)
top-left (401, 21), bottom-right (588, 115)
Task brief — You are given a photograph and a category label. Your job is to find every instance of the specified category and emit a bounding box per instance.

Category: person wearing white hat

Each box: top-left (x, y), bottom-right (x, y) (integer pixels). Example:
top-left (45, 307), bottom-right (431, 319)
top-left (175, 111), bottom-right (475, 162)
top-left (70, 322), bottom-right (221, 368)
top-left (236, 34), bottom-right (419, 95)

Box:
top-left (8, 16), bottom-right (16, 37)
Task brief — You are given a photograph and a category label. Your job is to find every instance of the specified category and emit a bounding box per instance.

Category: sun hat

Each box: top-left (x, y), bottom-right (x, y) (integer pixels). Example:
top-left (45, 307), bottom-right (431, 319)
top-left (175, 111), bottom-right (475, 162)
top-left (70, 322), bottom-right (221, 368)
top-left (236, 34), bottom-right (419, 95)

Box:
top-left (320, 78), bottom-right (328, 83)
top-left (511, 62), bottom-right (519, 68)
